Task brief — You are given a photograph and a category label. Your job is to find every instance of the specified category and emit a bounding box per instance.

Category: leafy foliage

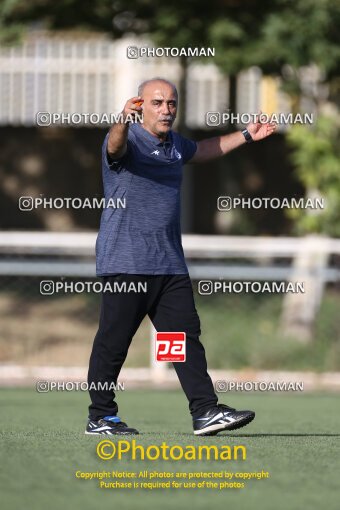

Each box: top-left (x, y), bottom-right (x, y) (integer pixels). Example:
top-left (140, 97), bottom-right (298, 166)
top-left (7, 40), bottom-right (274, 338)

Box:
top-left (287, 112), bottom-right (340, 235)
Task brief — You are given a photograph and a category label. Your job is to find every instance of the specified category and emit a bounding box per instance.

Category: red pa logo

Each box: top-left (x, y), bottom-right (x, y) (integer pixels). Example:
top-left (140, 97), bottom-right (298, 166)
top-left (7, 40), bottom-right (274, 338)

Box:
top-left (155, 332), bottom-right (186, 362)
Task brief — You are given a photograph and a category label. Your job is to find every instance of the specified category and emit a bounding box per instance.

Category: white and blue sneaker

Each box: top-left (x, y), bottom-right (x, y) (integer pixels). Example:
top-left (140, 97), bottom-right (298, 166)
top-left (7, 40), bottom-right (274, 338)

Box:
top-left (193, 404), bottom-right (255, 436)
top-left (85, 415), bottom-right (139, 435)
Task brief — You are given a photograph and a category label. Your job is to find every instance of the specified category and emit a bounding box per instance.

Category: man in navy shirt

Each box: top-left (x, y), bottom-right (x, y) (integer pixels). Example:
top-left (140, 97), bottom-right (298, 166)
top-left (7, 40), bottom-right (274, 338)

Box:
top-left (86, 78), bottom-right (276, 436)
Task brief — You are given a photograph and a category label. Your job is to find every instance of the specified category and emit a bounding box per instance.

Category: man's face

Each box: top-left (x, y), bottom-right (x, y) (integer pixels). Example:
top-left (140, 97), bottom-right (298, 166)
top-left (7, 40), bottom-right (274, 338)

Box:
top-left (140, 81), bottom-right (177, 139)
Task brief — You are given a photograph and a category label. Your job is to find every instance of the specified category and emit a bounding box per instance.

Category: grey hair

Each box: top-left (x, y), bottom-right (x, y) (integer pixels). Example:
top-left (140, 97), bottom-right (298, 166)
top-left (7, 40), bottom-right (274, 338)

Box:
top-left (137, 78), bottom-right (178, 98)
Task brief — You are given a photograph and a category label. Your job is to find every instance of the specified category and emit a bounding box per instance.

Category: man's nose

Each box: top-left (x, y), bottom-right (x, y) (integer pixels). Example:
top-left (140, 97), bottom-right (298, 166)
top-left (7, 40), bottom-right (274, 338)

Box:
top-left (161, 102), bottom-right (171, 114)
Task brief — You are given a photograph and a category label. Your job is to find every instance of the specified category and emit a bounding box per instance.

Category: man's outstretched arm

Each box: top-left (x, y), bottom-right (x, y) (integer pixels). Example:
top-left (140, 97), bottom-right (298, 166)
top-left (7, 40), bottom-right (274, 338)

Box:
top-left (107, 96), bottom-right (143, 159)
top-left (190, 116), bottom-right (277, 163)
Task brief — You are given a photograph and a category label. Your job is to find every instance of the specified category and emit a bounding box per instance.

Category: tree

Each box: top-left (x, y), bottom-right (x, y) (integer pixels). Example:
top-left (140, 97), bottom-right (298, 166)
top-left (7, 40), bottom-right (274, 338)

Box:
top-left (287, 111), bottom-right (340, 236)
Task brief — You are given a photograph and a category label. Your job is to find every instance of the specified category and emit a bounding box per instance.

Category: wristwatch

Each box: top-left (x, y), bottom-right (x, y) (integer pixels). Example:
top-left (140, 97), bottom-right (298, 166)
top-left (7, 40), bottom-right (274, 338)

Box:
top-left (241, 128), bottom-right (254, 143)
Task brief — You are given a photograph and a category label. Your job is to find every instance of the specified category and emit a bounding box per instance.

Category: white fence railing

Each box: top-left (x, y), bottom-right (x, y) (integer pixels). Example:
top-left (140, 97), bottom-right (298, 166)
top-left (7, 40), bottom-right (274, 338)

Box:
top-left (1, 232), bottom-right (339, 378)
top-left (2, 232), bottom-right (340, 256)
top-left (0, 32), bottom-right (317, 129)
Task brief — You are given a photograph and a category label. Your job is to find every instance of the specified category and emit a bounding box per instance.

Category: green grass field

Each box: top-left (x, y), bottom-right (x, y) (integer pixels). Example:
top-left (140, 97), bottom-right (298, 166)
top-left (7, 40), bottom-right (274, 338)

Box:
top-left (0, 389), bottom-right (339, 510)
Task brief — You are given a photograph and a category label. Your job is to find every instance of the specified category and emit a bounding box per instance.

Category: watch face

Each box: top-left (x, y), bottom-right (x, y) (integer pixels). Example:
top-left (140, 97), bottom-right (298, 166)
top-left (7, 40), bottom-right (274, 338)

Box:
top-left (242, 129), bottom-right (253, 142)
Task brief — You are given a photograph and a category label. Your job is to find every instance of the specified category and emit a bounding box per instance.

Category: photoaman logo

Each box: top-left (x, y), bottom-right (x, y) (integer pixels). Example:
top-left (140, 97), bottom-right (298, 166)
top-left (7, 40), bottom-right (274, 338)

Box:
top-left (155, 332), bottom-right (186, 362)
top-left (96, 439), bottom-right (247, 461)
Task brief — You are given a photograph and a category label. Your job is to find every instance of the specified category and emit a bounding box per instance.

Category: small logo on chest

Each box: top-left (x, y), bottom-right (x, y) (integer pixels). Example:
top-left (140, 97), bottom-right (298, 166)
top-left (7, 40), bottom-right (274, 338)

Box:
top-left (151, 150), bottom-right (160, 156)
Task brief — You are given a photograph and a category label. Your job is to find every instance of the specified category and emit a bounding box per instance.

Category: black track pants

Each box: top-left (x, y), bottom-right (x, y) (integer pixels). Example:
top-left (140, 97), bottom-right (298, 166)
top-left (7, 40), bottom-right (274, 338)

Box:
top-left (88, 274), bottom-right (218, 420)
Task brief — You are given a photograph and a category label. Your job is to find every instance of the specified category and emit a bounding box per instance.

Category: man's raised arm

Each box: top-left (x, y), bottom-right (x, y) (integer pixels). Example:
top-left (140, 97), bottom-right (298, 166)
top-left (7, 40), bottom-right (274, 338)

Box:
top-left (107, 96), bottom-right (143, 160)
top-left (190, 115), bottom-right (277, 163)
